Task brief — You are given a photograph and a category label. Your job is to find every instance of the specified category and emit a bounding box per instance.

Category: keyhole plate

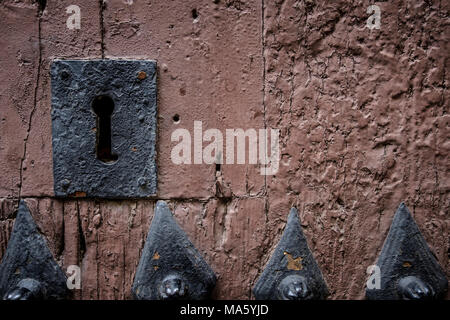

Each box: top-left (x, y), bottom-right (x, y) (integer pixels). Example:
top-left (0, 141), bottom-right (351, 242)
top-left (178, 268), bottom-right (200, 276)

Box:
top-left (51, 60), bottom-right (157, 198)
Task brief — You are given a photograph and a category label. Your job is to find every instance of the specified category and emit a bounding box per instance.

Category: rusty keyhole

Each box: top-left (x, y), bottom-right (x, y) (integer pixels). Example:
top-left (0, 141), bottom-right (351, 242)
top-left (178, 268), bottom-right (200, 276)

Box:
top-left (92, 95), bottom-right (118, 163)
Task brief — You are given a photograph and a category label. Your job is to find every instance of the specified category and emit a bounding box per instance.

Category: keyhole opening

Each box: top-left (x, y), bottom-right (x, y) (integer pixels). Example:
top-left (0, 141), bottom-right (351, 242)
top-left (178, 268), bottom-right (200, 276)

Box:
top-left (92, 95), bottom-right (118, 163)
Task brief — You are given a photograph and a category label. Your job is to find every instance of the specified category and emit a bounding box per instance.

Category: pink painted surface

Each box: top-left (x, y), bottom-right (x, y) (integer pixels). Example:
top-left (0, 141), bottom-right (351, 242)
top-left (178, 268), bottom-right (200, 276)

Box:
top-left (0, 0), bottom-right (448, 299)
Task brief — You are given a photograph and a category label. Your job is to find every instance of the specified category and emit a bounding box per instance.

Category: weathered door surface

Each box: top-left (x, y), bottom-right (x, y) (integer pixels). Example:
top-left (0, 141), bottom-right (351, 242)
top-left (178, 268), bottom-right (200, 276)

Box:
top-left (0, 0), bottom-right (448, 300)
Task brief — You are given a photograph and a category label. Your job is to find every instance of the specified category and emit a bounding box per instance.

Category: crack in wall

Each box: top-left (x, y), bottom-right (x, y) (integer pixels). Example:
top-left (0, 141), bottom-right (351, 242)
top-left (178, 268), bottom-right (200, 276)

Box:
top-left (17, 5), bottom-right (43, 206)
top-left (261, 0), bottom-right (268, 220)
top-left (99, 0), bottom-right (106, 58)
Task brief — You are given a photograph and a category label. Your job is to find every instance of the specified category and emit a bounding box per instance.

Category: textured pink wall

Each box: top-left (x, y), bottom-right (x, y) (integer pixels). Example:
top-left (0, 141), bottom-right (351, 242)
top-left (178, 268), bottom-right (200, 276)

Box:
top-left (0, 0), bottom-right (448, 299)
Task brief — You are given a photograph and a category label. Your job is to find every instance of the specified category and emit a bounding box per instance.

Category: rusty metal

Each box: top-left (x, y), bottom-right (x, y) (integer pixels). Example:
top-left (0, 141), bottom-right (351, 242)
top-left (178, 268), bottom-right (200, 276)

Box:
top-left (0, 201), bottom-right (68, 300)
top-left (132, 201), bottom-right (216, 300)
top-left (253, 208), bottom-right (329, 300)
top-left (366, 203), bottom-right (448, 300)
top-left (51, 59), bottom-right (157, 198)
top-left (137, 71), bottom-right (147, 80)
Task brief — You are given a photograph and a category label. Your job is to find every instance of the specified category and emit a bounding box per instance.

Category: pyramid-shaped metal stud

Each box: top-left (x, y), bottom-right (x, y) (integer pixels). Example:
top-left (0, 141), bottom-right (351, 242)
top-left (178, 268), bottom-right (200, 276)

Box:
top-left (253, 208), bottom-right (329, 300)
top-left (0, 200), bottom-right (68, 300)
top-left (366, 203), bottom-right (448, 300)
top-left (132, 200), bottom-right (216, 300)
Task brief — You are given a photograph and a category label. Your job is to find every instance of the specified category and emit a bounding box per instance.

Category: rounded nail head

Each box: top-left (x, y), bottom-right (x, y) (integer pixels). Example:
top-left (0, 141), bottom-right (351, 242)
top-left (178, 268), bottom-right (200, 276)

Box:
top-left (60, 70), bottom-right (70, 80)
top-left (61, 179), bottom-right (71, 189)
top-left (138, 177), bottom-right (147, 187)
top-left (137, 71), bottom-right (147, 80)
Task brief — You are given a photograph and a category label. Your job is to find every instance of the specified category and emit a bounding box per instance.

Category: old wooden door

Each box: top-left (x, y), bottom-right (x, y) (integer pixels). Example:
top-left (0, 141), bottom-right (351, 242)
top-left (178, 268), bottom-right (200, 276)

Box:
top-left (0, 0), bottom-right (448, 299)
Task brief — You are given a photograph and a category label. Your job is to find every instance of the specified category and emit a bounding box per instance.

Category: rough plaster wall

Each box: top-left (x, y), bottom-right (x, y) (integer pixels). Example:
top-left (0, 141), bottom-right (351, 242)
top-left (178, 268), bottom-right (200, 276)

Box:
top-left (0, 0), bottom-right (448, 299)
top-left (263, 0), bottom-right (449, 298)
top-left (0, 1), bottom-right (39, 198)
